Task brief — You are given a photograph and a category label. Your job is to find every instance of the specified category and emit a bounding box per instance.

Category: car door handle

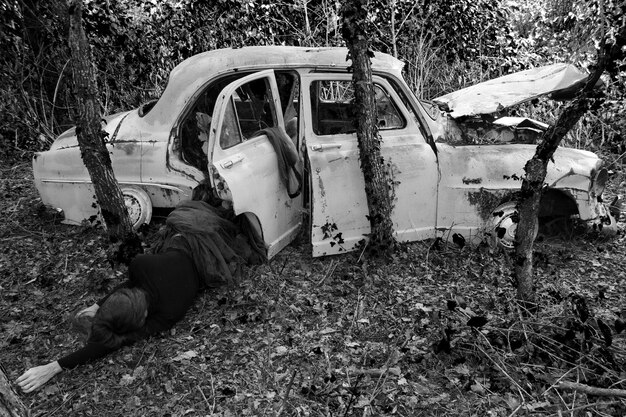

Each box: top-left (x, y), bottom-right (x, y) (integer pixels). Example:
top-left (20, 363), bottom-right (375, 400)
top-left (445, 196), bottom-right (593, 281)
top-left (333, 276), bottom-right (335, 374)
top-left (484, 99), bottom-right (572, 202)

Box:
top-left (311, 143), bottom-right (342, 152)
top-left (221, 155), bottom-right (244, 169)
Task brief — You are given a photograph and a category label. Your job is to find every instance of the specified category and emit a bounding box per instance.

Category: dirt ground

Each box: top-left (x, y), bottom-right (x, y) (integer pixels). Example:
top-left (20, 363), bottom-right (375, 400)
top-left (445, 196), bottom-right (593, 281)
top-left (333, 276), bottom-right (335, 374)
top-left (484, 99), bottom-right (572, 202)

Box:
top-left (1, 161), bottom-right (625, 416)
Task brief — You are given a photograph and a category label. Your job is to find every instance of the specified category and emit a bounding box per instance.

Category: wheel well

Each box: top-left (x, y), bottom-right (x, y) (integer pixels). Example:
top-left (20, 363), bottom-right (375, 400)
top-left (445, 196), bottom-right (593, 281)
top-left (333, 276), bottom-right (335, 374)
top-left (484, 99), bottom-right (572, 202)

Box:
top-left (240, 212), bottom-right (263, 241)
top-left (539, 189), bottom-right (578, 218)
top-left (238, 212), bottom-right (267, 260)
top-left (492, 189), bottom-right (578, 218)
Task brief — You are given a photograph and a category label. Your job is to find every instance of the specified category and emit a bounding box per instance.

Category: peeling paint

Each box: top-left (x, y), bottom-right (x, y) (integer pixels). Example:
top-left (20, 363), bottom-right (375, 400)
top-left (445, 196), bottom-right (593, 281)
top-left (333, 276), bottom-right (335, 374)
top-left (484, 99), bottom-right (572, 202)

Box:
top-left (503, 174), bottom-right (521, 181)
top-left (320, 221), bottom-right (338, 239)
top-left (467, 188), bottom-right (510, 221)
top-left (211, 165), bottom-right (231, 201)
top-left (462, 177), bottom-right (482, 185)
top-left (112, 142), bottom-right (140, 156)
top-left (320, 221), bottom-right (345, 249)
top-left (317, 173), bottom-right (325, 198)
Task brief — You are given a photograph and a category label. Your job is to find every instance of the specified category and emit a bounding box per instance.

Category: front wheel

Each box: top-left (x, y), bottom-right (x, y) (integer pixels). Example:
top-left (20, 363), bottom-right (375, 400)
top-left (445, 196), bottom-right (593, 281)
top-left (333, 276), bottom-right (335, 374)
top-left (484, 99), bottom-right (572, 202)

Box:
top-left (490, 202), bottom-right (518, 250)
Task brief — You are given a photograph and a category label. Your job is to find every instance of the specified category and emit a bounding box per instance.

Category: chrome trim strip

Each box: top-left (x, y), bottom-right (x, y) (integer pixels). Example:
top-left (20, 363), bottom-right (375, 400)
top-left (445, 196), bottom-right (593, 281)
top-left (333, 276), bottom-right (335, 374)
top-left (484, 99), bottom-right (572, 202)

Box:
top-left (39, 179), bottom-right (186, 193)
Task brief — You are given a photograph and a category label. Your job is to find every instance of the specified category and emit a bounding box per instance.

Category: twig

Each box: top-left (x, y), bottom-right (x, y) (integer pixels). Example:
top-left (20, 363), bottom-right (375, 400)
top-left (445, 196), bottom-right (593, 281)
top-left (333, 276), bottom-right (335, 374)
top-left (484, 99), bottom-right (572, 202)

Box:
top-left (475, 336), bottom-right (531, 399)
top-left (343, 374), bottom-right (364, 417)
top-left (356, 240), bottom-right (368, 263)
top-left (278, 251), bottom-right (290, 276)
top-left (209, 374), bottom-right (216, 414)
top-left (542, 369), bottom-right (575, 396)
top-left (348, 367), bottom-right (401, 377)
top-left (133, 343), bottom-right (150, 372)
top-left (350, 290), bottom-right (364, 331)
top-left (547, 401), bottom-right (621, 417)
top-left (198, 384), bottom-right (211, 410)
top-left (45, 380), bottom-right (89, 416)
top-left (277, 370), bottom-right (298, 416)
top-left (508, 403), bottom-right (523, 417)
top-left (317, 259), bottom-right (337, 285)
top-left (50, 59), bottom-right (71, 135)
top-left (555, 381), bottom-right (626, 398)
top-left (608, 150), bottom-right (626, 166)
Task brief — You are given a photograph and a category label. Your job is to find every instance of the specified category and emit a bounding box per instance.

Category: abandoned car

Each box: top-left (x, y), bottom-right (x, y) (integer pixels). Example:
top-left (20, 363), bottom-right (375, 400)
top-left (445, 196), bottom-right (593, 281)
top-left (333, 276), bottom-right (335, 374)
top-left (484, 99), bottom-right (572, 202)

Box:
top-left (33, 46), bottom-right (616, 258)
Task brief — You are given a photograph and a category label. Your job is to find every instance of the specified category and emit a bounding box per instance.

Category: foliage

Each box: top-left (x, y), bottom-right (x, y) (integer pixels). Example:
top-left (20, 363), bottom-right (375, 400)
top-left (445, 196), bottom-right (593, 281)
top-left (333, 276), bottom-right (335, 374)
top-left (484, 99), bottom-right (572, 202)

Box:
top-left (0, 0), bottom-right (537, 161)
top-left (377, 0), bottom-right (522, 98)
top-left (0, 0), bottom-right (70, 161)
top-left (507, 0), bottom-right (626, 152)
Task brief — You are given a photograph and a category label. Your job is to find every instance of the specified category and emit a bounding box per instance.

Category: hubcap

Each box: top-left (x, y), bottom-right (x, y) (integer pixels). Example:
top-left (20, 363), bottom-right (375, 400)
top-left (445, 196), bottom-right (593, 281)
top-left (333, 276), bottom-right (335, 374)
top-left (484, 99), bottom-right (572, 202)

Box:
top-left (492, 203), bottom-right (518, 250)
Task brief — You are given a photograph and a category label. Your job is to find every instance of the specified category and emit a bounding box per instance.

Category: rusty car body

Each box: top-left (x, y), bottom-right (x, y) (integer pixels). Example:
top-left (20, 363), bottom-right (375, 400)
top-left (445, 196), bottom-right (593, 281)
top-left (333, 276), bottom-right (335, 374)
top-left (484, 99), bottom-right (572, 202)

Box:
top-left (33, 47), bottom-right (616, 258)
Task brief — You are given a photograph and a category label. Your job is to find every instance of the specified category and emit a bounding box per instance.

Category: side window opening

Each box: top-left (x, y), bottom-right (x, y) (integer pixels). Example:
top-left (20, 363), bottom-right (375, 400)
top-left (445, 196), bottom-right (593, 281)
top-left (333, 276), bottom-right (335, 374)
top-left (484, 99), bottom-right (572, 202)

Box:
top-left (276, 71), bottom-right (300, 143)
top-left (179, 71), bottom-right (300, 170)
top-left (230, 77), bottom-right (278, 144)
top-left (178, 73), bottom-right (248, 171)
top-left (220, 98), bottom-right (243, 148)
top-left (310, 80), bottom-right (405, 136)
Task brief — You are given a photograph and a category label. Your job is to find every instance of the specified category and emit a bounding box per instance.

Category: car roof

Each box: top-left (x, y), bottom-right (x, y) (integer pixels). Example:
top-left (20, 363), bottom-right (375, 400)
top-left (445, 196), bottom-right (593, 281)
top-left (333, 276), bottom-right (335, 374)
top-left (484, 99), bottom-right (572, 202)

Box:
top-left (169, 46), bottom-right (404, 80)
top-left (147, 46), bottom-right (404, 126)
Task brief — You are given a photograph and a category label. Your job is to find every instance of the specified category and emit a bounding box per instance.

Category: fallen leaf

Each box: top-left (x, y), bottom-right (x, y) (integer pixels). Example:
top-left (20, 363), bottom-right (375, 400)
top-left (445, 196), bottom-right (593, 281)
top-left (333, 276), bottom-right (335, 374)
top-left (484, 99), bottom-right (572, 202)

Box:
top-left (172, 350), bottom-right (198, 361)
top-left (319, 327), bottom-right (336, 335)
top-left (164, 380), bottom-right (174, 394)
top-left (120, 374), bottom-right (135, 386)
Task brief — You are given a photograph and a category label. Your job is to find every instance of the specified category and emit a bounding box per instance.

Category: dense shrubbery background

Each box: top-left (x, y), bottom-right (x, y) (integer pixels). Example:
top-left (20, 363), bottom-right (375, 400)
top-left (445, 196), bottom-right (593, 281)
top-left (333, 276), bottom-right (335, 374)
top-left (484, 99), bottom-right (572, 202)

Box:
top-left (0, 0), bottom-right (624, 163)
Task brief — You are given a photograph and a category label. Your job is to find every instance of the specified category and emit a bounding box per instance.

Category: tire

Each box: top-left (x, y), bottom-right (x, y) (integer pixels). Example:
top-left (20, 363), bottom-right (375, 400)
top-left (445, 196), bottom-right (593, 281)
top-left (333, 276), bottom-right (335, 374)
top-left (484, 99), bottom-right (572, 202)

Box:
top-left (121, 187), bottom-right (152, 229)
top-left (490, 202), bottom-right (518, 250)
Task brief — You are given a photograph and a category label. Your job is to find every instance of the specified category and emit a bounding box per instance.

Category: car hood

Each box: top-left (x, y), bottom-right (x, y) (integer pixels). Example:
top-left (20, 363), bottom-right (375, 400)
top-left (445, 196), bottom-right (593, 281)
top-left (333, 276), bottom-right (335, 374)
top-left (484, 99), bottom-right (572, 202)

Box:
top-left (50, 110), bottom-right (133, 150)
top-left (433, 63), bottom-right (590, 119)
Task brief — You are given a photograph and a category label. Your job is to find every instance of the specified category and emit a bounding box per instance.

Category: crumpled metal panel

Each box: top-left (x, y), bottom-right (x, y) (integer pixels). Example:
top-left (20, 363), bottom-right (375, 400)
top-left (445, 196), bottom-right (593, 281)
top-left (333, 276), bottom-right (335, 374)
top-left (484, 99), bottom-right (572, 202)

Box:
top-left (435, 143), bottom-right (603, 236)
top-left (433, 63), bottom-right (589, 118)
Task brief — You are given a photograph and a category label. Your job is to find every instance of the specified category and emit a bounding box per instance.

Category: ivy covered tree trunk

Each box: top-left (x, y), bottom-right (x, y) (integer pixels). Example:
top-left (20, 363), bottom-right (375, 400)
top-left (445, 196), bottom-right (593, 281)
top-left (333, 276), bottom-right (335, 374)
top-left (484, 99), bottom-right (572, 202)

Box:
top-left (341, 0), bottom-right (396, 256)
top-left (68, 0), bottom-right (141, 263)
top-left (514, 23), bottom-right (625, 303)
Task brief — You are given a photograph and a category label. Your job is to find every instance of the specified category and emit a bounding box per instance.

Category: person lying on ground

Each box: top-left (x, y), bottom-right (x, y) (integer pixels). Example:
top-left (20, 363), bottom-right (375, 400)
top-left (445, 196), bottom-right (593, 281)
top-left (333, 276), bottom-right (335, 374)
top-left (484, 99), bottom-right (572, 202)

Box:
top-left (16, 201), bottom-right (264, 393)
top-left (16, 246), bottom-right (201, 393)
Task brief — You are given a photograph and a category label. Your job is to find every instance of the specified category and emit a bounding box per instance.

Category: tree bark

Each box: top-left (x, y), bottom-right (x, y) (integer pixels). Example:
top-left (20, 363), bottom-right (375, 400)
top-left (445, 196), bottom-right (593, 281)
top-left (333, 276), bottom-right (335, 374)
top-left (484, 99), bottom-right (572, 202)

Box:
top-left (0, 364), bottom-right (28, 417)
top-left (67, 0), bottom-right (141, 263)
top-left (341, 0), bottom-right (397, 256)
top-left (514, 21), bottom-right (626, 303)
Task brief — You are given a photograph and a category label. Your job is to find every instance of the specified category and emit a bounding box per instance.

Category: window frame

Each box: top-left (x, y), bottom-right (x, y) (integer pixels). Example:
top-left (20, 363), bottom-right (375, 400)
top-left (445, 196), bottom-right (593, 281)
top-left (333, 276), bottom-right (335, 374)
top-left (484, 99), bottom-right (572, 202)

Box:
top-left (309, 77), bottom-right (408, 137)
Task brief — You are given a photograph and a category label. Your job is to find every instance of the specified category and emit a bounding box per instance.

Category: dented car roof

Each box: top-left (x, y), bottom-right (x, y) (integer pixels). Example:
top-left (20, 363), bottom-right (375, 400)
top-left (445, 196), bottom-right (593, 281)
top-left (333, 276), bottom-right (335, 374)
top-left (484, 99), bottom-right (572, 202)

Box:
top-left (433, 63), bottom-right (590, 118)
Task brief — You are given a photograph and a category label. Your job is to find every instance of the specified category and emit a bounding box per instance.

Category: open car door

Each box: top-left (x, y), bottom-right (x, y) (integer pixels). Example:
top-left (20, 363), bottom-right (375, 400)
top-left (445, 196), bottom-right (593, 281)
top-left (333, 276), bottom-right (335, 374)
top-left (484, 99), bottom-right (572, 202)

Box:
top-left (208, 70), bottom-right (302, 259)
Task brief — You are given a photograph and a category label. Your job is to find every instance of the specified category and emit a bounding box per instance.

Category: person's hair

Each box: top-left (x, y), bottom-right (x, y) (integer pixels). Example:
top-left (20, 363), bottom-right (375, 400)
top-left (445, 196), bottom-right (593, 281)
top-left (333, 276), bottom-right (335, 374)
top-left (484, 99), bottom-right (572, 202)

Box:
top-left (88, 288), bottom-right (149, 349)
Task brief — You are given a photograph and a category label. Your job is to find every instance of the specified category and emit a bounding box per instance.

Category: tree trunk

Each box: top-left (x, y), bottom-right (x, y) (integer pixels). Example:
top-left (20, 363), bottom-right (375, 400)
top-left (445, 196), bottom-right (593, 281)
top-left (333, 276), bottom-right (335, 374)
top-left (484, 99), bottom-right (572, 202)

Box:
top-left (67, 0), bottom-right (141, 263)
top-left (514, 21), bottom-right (625, 303)
top-left (0, 364), bottom-right (28, 417)
top-left (341, 0), bottom-right (397, 256)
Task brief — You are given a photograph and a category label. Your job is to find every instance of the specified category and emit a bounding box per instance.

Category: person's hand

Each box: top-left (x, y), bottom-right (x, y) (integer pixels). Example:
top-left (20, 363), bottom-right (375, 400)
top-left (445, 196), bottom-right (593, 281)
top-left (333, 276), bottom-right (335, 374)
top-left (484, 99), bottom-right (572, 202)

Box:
top-left (77, 303), bottom-right (99, 318)
top-left (16, 361), bottom-right (62, 393)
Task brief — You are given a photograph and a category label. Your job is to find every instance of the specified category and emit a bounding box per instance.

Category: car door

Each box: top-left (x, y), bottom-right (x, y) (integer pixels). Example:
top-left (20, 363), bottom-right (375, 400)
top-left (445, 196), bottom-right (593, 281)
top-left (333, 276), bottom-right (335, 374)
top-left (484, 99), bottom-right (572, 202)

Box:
top-left (208, 70), bottom-right (302, 259)
top-left (302, 74), bottom-right (438, 257)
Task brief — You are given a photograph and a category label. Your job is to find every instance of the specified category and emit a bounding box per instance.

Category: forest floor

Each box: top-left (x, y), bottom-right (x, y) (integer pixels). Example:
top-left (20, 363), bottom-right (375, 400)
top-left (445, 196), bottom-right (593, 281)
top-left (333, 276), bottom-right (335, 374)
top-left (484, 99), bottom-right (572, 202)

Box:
top-left (1, 160), bottom-right (626, 417)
